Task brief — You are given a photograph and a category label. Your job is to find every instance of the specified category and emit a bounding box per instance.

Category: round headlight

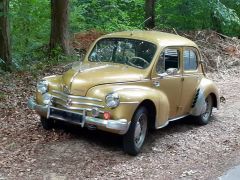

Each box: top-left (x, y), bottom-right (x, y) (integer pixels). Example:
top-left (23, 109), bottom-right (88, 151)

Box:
top-left (105, 93), bottom-right (120, 108)
top-left (37, 80), bottom-right (48, 94)
top-left (42, 93), bottom-right (52, 105)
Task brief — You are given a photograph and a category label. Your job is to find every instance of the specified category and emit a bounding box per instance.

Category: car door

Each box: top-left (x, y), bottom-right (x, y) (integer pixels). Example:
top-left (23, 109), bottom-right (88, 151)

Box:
top-left (178, 47), bottom-right (202, 115)
top-left (152, 47), bottom-right (183, 118)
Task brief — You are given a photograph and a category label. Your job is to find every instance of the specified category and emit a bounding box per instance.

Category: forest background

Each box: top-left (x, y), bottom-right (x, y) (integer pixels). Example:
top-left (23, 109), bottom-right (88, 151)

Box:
top-left (0, 0), bottom-right (240, 72)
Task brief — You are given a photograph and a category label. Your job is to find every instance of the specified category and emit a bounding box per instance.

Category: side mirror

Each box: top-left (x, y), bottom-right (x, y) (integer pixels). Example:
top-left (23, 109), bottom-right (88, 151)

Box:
top-left (166, 68), bottom-right (178, 75)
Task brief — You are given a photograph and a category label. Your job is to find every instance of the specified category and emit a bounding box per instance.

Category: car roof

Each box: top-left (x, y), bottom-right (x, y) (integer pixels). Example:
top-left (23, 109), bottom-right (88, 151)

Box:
top-left (103, 30), bottom-right (198, 49)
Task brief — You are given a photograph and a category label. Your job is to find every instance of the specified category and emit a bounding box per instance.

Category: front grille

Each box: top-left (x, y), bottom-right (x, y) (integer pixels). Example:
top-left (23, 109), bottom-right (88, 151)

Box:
top-left (50, 90), bottom-right (104, 114)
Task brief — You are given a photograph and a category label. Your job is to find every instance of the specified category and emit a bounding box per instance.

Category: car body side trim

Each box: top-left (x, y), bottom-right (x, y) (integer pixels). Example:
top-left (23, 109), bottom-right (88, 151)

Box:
top-left (156, 114), bottom-right (189, 129)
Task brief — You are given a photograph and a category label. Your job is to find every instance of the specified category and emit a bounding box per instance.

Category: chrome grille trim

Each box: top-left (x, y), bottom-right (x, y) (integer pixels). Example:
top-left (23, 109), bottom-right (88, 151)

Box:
top-left (72, 102), bottom-right (104, 108)
top-left (52, 103), bottom-right (104, 114)
top-left (52, 90), bottom-right (102, 102)
top-left (52, 97), bottom-right (105, 108)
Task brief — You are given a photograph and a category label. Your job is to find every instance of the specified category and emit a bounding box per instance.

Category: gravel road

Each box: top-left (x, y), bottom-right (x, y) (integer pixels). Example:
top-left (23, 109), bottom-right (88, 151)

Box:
top-left (1, 71), bottom-right (240, 180)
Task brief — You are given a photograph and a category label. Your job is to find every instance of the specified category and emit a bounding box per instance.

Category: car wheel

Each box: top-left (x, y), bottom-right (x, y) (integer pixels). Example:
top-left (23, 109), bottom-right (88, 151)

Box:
top-left (196, 95), bottom-right (213, 125)
top-left (40, 117), bottom-right (55, 130)
top-left (123, 106), bottom-right (148, 156)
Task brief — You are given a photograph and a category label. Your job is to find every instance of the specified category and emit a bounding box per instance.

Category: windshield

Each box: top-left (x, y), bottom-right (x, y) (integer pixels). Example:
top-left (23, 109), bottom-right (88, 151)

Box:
top-left (88, 38), bottom-right (157, 69)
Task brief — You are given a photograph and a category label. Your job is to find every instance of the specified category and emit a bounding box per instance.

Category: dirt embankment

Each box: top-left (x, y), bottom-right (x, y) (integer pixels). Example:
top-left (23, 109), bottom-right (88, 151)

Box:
top-left (0, 30), bottom-right (240, 179)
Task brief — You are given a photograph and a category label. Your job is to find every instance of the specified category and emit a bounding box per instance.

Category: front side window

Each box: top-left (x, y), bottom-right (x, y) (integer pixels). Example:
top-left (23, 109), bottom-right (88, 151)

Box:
top-left (184, 49), bottom-right (198, 70)
top-left (89, 38), bottom-right (157, 69)
top-left (156, 48), bottom-right (180, 74)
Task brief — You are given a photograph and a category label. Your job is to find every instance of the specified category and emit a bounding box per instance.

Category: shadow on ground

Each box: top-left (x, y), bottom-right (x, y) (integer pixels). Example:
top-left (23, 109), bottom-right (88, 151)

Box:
top-left (48, 115), bottom-right (209, 154)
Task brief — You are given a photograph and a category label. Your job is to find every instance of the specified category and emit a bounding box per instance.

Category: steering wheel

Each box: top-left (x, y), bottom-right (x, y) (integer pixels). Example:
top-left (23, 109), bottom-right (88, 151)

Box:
top-left (127, 57), bottom-right (150, 68)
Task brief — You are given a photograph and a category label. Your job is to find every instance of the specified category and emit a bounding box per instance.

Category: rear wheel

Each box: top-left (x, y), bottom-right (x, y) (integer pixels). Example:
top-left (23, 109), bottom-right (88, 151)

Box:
top-left (123, 106), bottom-right (148, 156)
top-left (196, 95), bottom-right (213, 125)
top-left (40, 117), bottom-right (55, 130)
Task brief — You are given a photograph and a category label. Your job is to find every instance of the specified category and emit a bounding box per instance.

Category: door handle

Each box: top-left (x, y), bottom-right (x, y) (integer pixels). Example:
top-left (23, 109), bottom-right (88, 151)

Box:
top-left (181, 77), bottom-right (184, 81)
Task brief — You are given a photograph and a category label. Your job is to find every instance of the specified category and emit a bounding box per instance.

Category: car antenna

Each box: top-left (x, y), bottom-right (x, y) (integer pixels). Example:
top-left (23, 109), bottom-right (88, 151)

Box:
top-left (131, 17), bottom-right (152, 36)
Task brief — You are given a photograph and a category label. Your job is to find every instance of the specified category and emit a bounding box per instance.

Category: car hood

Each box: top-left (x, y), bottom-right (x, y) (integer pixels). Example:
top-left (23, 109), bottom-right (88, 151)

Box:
top-left (61, 62), bottom-right (146, 96)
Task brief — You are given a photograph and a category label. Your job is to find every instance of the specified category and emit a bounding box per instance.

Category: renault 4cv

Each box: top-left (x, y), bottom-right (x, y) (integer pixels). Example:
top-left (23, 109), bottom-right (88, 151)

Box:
top-left (28, 31), bottom-right (219, 155)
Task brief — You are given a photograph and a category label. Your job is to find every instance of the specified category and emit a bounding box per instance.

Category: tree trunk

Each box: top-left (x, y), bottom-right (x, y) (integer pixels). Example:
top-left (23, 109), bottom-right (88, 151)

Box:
top-left (145, 0), bottom-right (155, 29)
top-left (50, 0), bottom-right (70, 55)
top-left (0, 0), bottom-right (11, 71)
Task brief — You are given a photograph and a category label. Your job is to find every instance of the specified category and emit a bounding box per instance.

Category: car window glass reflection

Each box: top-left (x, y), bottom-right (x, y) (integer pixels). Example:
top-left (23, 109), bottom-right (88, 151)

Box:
top-left (184, 50), bottom-right (198, 70)
top-left (89, 38), bottom-right (157, 69)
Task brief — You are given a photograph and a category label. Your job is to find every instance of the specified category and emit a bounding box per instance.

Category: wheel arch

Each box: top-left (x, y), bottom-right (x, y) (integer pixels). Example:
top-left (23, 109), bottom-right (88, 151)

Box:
top-left (202, 80), bottom-right (220, 109)
top-left (190, 78), bottom-right (220, 116)
top-left (137, 99), bottom-right (157, 130)
top-left (209, 92), bottom-right (218, 108)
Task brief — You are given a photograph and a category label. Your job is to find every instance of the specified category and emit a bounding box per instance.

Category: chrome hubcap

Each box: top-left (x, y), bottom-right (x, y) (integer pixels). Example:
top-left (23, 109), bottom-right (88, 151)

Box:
top-left (202, 96), bottom-right (212, 121)
top-left (134, 114), bottom-right (147, 148)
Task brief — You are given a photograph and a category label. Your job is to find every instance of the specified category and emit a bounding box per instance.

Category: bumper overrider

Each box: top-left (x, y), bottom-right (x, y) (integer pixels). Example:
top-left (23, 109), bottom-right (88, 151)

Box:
top-left (28, 96), bottom-right (130, 134)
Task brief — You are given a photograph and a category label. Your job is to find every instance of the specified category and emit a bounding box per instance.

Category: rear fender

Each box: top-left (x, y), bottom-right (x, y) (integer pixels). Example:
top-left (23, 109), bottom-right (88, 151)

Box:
top-left (190, 78), bottom-right (220, 116)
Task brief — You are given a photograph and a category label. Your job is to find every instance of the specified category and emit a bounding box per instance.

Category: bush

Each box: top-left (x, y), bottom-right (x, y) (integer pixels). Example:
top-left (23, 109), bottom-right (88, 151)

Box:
top-left (212, 0), bottom-right (240, 36)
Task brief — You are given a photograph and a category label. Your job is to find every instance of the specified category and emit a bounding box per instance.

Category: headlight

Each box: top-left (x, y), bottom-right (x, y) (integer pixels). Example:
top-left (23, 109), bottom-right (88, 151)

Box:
top-left (42, 93), bottom-right (52, 105)
top-left (105, 92), bottom-right (120, 108)
top-left (37, 80), bottom-right (48, 94)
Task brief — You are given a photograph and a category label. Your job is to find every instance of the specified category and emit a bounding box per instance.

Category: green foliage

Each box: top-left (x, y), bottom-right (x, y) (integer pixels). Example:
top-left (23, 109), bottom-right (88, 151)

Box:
top-left (155, 0), bottom-right (240, 36)
top-left (0, 58), bottom-right (5, 73)
top-left (155, 0), bottom-right (213, 30)
top-left (10, 0), bottom-right (51, 70)
top-left (6, 0), bottom-right (240, 72)
top-left (0, 92), bottom-right (5, 100)
top-left (70, 0), bottom-right (145, 32)
top-left (215, 0), bottom-right (240, 36)
top-left (221, 0), bottom-right (240, 17)
top-left (70, 0), bottom-right (240, 36)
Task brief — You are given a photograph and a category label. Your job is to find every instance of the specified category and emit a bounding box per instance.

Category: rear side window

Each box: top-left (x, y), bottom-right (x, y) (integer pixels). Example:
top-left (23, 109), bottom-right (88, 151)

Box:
top-left (156, 49), bottom-right (180, 74)
top-left (184, 49), bottom-right (198, 70)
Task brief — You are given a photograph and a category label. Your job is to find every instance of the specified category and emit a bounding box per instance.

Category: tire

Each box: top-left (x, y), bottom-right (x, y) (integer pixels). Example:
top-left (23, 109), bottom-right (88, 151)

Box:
top-left (195, 95), bottom-right (213, 125)
top-left (40, 117), bottom-right (55, 130)
top-left (123, 106), bottom-right (148, 156)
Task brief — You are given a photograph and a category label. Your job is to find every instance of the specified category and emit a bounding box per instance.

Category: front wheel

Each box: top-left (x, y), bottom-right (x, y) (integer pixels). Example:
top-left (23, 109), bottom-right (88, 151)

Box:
top-left (123, 106), bottom-right (148, 156)
top-left (195, 95), bottom-right (213, 125)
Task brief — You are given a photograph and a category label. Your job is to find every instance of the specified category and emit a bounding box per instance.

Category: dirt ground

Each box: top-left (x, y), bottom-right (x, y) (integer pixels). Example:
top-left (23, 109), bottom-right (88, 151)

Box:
top-left (0, 67), bottom-right (240, 180)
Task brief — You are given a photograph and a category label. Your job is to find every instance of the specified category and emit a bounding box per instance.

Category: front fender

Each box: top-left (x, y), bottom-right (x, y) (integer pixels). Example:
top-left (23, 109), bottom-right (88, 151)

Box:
top-left (87, 84), bottom-right (170, 128)
top-left (36, 75), bottom-right (62, 104)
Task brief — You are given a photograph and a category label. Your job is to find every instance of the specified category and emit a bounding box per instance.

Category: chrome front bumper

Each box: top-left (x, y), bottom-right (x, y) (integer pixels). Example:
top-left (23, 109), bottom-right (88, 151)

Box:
top-left (28, 97), bottom-right (129, 135)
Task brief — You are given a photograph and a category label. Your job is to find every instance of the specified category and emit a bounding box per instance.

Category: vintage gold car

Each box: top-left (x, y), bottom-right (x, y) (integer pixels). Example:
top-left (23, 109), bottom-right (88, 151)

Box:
top-left (28, 31), bottom-right (219, 155)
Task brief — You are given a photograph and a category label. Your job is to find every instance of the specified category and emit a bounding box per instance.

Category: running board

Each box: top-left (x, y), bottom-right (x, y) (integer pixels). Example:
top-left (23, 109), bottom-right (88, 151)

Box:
top-left (156, 114), bottom-right (189, 129)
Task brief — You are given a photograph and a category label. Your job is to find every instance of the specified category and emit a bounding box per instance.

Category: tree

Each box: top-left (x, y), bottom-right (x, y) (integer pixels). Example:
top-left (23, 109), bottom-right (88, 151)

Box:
top-left (0, 0), bottom-right (11, 70)
top-left (145, 0), bottom-right (155, 29)
top-left (50, 0), bottom-right (70, 55)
